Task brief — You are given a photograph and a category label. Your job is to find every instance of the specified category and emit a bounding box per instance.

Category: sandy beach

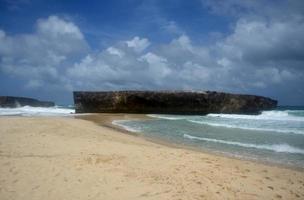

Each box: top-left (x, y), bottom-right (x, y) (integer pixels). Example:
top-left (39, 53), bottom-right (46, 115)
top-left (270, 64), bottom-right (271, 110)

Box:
top-left (0, 116), bottom-right (304, 200)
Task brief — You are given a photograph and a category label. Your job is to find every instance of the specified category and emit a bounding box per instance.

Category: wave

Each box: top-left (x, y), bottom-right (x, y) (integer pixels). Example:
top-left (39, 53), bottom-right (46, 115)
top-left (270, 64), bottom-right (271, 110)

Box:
top-left (147, 114), bottom-right (187, 120)
top-left (0, 106), bottom-right (74, 116)
top-left (148, 112), bottom-right (304, 135)
top-left (149, 110), bottom-right (304, 122)
top-left (188, 120), bottom-right (304, 135)
top-left (112, 120), bottom-right (141, 133)
top-left (183, 134), bottom-right (304, 154)
top-left (286, 110), bottom-right (304, 117)
top-left (207, 110), bottom-right (304, 122)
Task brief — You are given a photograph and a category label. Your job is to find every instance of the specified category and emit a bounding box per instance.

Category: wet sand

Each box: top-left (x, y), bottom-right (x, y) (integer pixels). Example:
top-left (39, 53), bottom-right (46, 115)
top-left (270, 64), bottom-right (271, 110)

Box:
top-left (0, 116), bottom-right (303, 199)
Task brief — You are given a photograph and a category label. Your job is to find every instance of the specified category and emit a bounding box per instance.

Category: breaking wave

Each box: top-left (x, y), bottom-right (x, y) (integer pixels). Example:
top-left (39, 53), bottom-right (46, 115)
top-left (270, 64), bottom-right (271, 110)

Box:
top-left (183, 134), bottom-right (304, 154)
top-left (0, 106), bottom-right (74, 116)
top-left (188, 120), bottom-right (304, 135)
top-left (148, 110), bottom-right (304, 135)
top-left (207, 110), bottom-right (304, 122)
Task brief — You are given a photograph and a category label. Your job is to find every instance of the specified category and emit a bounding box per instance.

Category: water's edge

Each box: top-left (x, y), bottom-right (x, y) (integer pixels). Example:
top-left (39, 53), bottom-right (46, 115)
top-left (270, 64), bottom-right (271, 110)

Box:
top-left (0, 106), bottom-right (303, 171)
top-left (76, 113), bottom-right (304, 172)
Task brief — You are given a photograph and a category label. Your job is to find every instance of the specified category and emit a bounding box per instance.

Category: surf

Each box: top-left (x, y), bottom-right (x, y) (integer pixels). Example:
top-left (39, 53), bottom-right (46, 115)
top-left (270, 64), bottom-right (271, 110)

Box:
top-left (148, 109), bottom-right (304, 135)
top-left (0, 106), bottom-right (75, 116)
top-left (183, 134), bottom-right (304, 155)
top-left (207, 110), bottom-right (304, 122)
top-left (112, 120), bottom-right (141, 133)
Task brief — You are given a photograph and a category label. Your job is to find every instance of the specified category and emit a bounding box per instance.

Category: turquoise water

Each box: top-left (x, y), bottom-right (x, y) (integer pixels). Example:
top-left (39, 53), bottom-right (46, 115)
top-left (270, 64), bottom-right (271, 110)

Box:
top-left (113, 107), bottom-right (304, 168)
top-left (1, 105), bottom-right (303, 167)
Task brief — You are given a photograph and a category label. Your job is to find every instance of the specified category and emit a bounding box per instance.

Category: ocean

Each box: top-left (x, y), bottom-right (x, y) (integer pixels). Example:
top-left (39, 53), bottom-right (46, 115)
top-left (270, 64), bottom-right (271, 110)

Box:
top-left (0, 105), bottom-right (75, 116)
top-left (113, 106), bottom-right (304, 168)
top-left (1, 105), bottom-right (303, 168)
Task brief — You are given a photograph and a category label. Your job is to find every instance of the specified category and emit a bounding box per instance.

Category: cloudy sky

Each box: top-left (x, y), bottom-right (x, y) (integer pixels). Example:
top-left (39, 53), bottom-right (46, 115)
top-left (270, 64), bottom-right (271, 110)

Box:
top-left (0, 0), bottom-right (304, 105)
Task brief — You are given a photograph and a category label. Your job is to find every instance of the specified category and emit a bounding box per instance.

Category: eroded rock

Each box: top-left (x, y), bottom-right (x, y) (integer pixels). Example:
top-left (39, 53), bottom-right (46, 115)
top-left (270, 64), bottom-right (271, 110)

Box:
top-left (73, 91), bottom-right (277, 114)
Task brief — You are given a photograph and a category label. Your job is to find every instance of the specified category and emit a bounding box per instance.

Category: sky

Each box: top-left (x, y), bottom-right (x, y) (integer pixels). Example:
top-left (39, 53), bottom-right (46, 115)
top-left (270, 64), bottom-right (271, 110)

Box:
top-left (0, 0), bottom-right (304, 105)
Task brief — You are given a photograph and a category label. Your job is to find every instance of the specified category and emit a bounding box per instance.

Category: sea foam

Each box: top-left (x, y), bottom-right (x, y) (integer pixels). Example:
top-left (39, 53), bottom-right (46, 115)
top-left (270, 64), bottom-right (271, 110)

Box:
top-left (147, 114), bottom-right (187, 120)
top-left (183, 134), bottom-right (304, 154)
top-left (0, 106), bottom-right (74, 116)
top-left (112, 120), bottom-right (141, 132)
top-left (148, 110), bottom-right (304, 135)
top-left (187, 120), bottom-right (304, 135)
top-left (207, 110), bottom-right (304, 122)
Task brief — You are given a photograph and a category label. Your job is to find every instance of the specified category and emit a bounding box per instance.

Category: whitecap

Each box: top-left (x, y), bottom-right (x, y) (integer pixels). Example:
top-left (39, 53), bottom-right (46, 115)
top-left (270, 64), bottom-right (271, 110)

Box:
top-left (183, 134), bottom-right (304, 154)
top-left (0, 106), bottom-right (74, 116)
top-left (207, 110), bottom-right (304, 122)
top-left (188, 120), bottom-right (304, 135)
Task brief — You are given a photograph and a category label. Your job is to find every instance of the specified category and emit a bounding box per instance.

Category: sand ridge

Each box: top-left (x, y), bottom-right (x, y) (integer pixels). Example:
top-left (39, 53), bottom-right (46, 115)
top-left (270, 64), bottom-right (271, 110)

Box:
top-left (0, 116), bottom-right (303, 199)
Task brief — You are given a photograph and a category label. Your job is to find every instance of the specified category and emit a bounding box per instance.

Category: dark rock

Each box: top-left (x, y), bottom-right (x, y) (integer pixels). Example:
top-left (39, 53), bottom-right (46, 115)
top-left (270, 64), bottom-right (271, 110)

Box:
top-left (73, 91), bottom-right (277, 114)
top-left (0, 96), bottom-right (55, 108)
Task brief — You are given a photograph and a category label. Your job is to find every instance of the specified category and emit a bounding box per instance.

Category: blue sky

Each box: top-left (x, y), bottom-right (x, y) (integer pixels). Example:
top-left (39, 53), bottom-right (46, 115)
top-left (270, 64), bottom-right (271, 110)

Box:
top-left (0, 0), bottom-right (304, 105)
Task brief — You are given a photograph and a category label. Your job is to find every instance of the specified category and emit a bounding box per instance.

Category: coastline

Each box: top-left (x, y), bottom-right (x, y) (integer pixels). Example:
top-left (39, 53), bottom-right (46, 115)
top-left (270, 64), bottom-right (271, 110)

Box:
top-left (1, 115), bottom-right (304, 199)
top-left (76, 113), bottom-right (304, 171)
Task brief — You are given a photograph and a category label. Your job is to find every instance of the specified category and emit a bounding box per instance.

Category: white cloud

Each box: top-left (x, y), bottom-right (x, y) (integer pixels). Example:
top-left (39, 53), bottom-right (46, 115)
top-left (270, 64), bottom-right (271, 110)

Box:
top-left (37, 16), bottom-right (84, 40)
top-left (66, 35), bottom-right (227, 92)
top-left (172, 34), bottom-right (192, 51)
top-left (140, 52), bottom-right (171, 79)
top-left (255, 67), bottom-right (295, 84)
top-left (106, 47), bottom-right (125, 58)
top-left (67, 37), bottom-right (170, 90)
top-left (180, 61), bottom-right (211, 82)
top-left (0, 30), bottom-right (5, 38)
top-left (65, 28), bottom-right (303, 94)
top-left (0, 15), bottom-right (88, 89)
top-left (126, 36), bottom-right (150, 53)
top-left (217, 58), bottom-right (232, 67)
top-left (218, 18), bottom-right (304, 64)
top-left (163, 21), bottom-right (184, 35)
top-left (1, 9), bottom-right (304, 104)
top-left (202, 2), bottom-right (304, 96)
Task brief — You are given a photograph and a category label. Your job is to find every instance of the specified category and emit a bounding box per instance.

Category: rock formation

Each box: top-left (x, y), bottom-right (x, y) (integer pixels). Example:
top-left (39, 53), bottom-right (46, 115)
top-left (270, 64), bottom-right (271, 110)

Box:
top-left (73, 91), bottom-right (277, 114)
top-left (0, 96), bottom-right (55, 108)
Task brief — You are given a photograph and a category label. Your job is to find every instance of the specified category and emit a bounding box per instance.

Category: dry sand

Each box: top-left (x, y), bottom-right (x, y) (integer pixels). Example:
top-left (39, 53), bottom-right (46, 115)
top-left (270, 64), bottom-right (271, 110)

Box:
top-left (0, 116), bottom-right (303, 200)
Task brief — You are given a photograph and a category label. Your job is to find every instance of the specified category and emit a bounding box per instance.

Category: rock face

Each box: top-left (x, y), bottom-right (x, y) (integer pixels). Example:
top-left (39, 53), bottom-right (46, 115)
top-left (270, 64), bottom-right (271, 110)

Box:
top-left (73, 91), bottom-right (277, 114)
top-left (0, 96), bottom-right (55, 108)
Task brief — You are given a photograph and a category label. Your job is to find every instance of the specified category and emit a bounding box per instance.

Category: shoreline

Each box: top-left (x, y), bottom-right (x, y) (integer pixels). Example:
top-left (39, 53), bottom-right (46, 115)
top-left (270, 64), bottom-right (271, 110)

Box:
top-left (1, 115), bottom-right (304, 199)
top-left (75, 113), bottom-right (304, 172)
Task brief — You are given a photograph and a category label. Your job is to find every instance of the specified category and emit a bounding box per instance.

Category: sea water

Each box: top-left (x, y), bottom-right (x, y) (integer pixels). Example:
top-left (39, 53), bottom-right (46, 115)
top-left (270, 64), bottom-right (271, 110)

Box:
top-left (0, 105), bottom-right (75, 116)
top-left (113, 106), bottom-right (304, 168)
top-left (1, 105), bottom-right (303, 168)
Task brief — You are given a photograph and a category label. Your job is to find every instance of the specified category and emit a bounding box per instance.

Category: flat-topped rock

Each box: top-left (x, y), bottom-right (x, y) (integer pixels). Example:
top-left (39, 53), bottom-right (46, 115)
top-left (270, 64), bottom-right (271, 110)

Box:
top-left (0, 96), bottom-right (55, 108)
top-left (73, 91), bottom-right (277, 114)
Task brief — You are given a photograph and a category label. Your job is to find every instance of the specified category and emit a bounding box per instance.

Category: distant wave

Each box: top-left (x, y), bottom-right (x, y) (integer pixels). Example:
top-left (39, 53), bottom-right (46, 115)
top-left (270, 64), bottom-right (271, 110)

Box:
top-left (188, 120), bottom-right (304, 135)
top-left (112, 120), bottom-right (141, 133)
top-left (148, 110), bottom-right (304, 122)
top-left (0, 106), bottom-right (74, 116)
top-left (286, 110), bottom-right (304, 117)
top-left (207, 110), bottom-right (304, 122)
top-left (148, 111), bottom-right (304, 135)
top-left (183, 134), bottom-right (304, 154)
